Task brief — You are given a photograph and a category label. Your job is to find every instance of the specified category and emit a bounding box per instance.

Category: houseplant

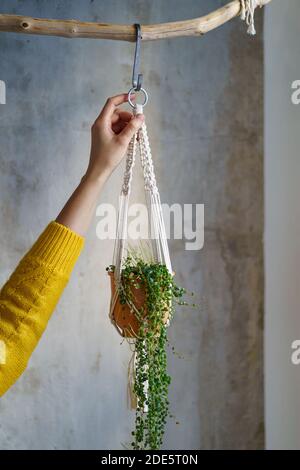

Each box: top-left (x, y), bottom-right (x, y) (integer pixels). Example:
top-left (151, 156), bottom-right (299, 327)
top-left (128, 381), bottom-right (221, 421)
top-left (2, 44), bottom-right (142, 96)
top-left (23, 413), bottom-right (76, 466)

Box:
top-left (107, 252), bottom-right (186, 450)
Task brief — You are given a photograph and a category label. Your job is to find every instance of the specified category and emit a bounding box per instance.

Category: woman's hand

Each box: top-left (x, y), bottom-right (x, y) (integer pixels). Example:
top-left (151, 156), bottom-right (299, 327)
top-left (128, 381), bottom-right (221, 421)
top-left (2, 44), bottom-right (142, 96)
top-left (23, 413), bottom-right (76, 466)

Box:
top-left (86, 93), bottom-right (144, 182)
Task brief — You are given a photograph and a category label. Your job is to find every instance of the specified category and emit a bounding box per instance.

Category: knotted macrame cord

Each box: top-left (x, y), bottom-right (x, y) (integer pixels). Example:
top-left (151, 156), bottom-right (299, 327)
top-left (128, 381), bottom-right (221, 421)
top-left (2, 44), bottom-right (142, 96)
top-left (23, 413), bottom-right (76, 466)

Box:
top-left (240, 0), bottom-right (262, 35)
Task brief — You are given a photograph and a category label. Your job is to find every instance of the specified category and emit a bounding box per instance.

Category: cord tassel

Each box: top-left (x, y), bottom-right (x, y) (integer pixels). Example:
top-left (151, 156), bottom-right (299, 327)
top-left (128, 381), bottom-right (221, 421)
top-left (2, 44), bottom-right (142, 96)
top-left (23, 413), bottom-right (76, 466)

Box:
top-left (240, 0), bottom-right (261, 35)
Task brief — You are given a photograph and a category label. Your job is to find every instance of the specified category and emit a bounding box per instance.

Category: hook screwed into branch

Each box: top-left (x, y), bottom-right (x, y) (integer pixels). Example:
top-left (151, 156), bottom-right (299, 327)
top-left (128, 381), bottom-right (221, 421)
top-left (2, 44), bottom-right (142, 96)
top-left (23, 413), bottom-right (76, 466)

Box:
top-left (128, 23), bottom-right (148, 109)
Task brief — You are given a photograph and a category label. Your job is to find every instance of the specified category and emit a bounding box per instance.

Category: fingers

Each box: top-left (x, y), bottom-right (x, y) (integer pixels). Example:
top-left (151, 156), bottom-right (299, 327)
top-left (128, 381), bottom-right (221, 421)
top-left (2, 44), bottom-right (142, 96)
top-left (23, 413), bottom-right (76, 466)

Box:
top-left (111, 110), bottom-right (133, 124)
top-left (97, 93), bottom-right (129, 123)
top-left (112, 110), bottom-right (133, 133)
top-left (112, 110), bottom-right (135, 134)
top-left (117, 114), bottom-right (145, 146)
top-left (112, 120), bottom-right (128, 134)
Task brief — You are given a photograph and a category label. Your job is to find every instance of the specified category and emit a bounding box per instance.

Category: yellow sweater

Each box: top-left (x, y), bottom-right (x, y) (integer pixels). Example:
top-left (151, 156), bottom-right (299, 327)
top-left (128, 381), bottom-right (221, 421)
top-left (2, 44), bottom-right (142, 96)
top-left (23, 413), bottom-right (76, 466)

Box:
top-left (0, 221), bottom-right (84, 397)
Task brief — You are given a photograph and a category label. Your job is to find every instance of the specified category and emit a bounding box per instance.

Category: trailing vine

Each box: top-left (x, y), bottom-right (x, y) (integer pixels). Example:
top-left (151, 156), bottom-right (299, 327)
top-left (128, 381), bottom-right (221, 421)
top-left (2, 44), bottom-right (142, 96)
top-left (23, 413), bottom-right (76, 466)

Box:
top-left (108, 254), bottom-right (186, 450)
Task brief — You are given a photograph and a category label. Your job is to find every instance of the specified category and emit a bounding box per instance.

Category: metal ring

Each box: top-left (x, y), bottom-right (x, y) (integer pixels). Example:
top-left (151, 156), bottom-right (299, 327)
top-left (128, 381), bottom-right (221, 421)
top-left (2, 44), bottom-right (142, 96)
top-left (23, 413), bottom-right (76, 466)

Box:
top-left (128, 87), bottom-right (149, 109)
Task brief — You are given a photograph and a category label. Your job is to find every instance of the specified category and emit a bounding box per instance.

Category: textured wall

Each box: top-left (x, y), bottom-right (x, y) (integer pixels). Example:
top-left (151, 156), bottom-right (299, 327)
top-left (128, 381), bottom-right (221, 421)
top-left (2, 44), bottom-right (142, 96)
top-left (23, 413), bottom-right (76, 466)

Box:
top-left (0, 0), bottom-right (263, 449)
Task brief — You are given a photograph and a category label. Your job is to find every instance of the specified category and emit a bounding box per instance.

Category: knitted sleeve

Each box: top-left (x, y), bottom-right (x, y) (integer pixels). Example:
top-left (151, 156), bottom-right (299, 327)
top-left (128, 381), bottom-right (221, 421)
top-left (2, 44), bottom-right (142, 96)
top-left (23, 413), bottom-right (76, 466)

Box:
top-left (0, 221), bottom-right (84, 396)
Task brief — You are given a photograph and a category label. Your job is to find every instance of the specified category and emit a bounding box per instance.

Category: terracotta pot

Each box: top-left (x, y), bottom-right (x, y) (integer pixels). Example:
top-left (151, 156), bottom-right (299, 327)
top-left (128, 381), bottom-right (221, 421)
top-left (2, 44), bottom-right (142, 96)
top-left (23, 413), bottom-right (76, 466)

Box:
top-left (108, 271), bottom-right (171, 338)
top-left (109, 271), bottom-right (145, 337)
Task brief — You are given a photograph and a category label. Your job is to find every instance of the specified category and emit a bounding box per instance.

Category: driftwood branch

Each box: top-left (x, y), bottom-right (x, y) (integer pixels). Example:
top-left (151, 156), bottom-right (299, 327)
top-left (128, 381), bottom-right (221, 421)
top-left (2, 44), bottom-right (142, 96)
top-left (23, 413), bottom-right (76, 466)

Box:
top-left (0, 0), bottom-right (272, 42)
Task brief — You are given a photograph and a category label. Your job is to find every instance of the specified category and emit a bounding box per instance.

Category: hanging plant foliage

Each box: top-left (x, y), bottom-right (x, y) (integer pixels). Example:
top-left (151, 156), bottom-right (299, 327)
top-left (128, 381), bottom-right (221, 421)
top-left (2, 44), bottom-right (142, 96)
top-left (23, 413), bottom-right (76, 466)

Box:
top-left (108, 254), bottom-right (186, 450)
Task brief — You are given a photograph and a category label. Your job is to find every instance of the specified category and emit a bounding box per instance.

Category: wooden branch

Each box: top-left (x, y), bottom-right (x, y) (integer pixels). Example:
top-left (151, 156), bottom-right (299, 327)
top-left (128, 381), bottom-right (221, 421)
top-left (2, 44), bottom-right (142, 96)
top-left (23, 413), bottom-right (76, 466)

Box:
top-left (0, 0), bottom-right (272, 42)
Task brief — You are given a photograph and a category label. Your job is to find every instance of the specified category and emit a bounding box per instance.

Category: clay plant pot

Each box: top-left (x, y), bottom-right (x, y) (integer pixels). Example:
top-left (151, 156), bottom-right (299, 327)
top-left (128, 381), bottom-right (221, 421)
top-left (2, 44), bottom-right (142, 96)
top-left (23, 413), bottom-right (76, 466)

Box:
top-left (108, 271), bottom-right (171, 338)
top-left (109, 271), bottom-right (145, 338)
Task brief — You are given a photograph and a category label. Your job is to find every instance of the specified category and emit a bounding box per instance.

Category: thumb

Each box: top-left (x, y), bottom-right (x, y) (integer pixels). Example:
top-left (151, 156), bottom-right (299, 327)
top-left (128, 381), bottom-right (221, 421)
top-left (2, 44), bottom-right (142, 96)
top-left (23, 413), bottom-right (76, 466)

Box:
top-left (117, 114), bottom-right (144, 146)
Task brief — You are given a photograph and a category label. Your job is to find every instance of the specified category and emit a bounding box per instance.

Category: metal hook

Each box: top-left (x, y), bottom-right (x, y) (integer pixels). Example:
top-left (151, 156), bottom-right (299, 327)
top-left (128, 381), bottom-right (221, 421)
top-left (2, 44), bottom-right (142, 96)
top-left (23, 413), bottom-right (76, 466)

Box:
top-left (128, 23), bottom-right (148, 109)
top-left (132, 24), bottom-right (143, 91)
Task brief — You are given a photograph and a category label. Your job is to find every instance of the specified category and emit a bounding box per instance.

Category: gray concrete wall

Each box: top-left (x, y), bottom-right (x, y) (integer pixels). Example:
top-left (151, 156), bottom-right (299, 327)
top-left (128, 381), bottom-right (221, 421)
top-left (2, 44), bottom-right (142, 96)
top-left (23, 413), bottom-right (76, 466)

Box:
top-left (265, 0), bottom-right (300, 450)
top-left (0, 0), bottom-right (264, 449)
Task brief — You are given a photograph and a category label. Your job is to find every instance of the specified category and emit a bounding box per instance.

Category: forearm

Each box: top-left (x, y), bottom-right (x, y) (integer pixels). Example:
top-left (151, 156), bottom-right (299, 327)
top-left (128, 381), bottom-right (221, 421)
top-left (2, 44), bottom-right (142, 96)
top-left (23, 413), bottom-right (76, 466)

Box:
top-left (56, 172), bottom-right (107, 237)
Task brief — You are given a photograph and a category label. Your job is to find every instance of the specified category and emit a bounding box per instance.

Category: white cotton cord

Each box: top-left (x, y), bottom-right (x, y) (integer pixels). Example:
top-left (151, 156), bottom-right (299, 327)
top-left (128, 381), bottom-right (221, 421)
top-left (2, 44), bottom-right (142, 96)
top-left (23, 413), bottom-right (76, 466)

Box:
top-left (134, 103), bottom-right (144, 115)
top-left (153, 192), bottom-right (172, 273)
top-left (145, 190), bottom-right (161, 262)
top-left (122, 135), bottom-right (137, 196)
top-left (113, 193), bottom-right (129, 279)
top-left (138, 123), bottom-right (173, 274)
top-left (113, 133), bottom-right (138, 279)
top-left (138, 124), bottom-right (159, 193)
top-left (240, 0), bottom-right (261, 35)
top-left (111, 108), bottom-right (173, 288)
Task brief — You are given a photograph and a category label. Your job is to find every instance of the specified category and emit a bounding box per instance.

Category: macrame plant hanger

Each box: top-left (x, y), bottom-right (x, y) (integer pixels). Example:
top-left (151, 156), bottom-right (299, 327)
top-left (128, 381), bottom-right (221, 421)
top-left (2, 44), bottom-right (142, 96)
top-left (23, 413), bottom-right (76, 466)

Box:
top-left (109, 24), bottom-right (172, 338)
